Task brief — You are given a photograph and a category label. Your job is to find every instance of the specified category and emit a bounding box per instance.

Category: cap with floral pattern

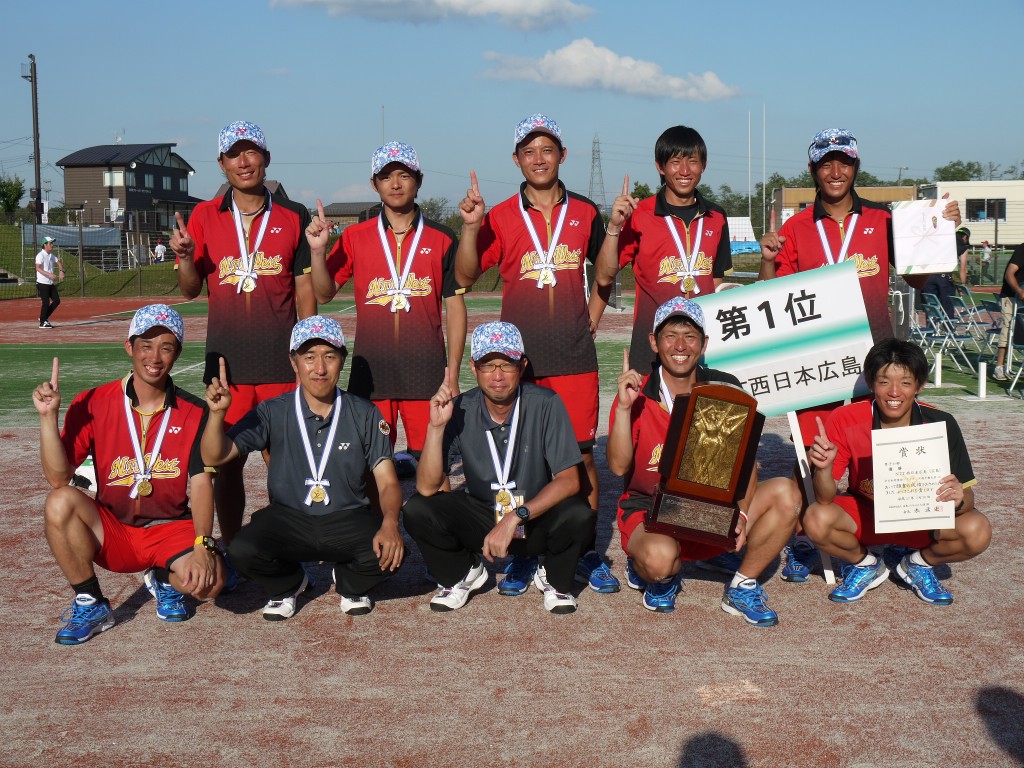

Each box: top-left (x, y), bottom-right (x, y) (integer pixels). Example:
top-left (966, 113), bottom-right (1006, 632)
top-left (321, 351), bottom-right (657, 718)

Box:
top-left (289, 315), bottom-right (346, 353)
top-left (653, 296), bottom-right (705, 334)
top-left (808, 128), bottom-right (858, 164)
top-left (371, 141), bottom-right (420, 176)
top-left (514, 113), bottom-right (562, 149)
top-left (218, 120), bottom-right (268, 155)
top-left (471, 321), bottom-right (524, 361)
top-left (129, 304), bottom-right (184, 344)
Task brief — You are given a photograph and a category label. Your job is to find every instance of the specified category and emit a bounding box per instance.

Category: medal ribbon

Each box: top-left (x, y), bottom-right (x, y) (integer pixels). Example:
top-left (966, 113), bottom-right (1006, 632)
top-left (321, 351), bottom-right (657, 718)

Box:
top-left (486, 388), bottom-right (522, 499)
top-left (815, 213), bottom-right (859, 266)
top-left (664, 215), bottom-right (704, 294)
top-left (377, 214), bottom-right (424, 312)
top-left (122, 376), bottom-right (172, 499)
top-left (294, 387), bottom-right (343, 505)
top-left (658, 369), bottom-right (678, 416)
top-left (518, 194), bottom-right (569, 288)
top-left (230, 191), bottom-right (273, 293)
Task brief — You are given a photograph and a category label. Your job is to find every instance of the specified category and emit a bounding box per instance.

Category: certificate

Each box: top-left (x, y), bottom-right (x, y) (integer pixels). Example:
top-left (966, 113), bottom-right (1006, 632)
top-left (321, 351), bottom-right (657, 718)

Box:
top-left (892, 199), bottom-right (957, 275)
top-left (872, 421), bottom-right (954, 534)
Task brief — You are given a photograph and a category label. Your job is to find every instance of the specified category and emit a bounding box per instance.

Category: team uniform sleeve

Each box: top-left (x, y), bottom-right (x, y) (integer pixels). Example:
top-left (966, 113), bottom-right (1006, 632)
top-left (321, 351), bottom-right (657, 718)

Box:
top-left (227, 402), bottom-right (272, 459)
top-left (825, 408), bottom-right (852, 483)
top-left (187, 209), bottom-right (212, 279)
top-left (326, 229), bottom-right (355, 288)
top-left (539, 394), bottom-right (583, 476)
top-left (60, 391), bottom-right (95, 468)
top-left (293, 205), bottom-right (313, 277)
top-left (362, 401), bottom-right (394, 470)
top-left (439, 234), bottom-right (462, 299)
top-left (585, 205), bottom-right (605, 264)
top-left (945, 415), bottom-right (976, 489)
top-left (774, 220), bottom-right (798, 278)
top-left (477, 213), bottom-right (504, 274)
top-left (187, 407), bottom-right (212, 478)
top-left (713, 215), bottom-right (733, 277)
top-left (618, 214), bottom-right (640, 269)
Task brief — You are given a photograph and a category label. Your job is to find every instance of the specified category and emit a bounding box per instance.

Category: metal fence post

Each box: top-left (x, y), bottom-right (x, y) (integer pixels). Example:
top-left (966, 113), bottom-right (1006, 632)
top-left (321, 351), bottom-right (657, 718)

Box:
top-left (78, 217), bottom-right (85, 297)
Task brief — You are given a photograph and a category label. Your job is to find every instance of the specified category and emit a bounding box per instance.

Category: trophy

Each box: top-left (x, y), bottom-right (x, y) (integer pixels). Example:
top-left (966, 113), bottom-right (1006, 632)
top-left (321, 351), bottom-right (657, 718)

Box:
top-left (644, 383), bottom-right (764, 548)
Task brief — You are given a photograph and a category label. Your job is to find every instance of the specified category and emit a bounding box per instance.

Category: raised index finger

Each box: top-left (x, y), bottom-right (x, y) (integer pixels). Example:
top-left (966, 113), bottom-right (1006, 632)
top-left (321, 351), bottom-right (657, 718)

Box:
top-left (470, 170), bottom-right (480, 195)
top-left (51, 357), bottom-right (59, 388)
top-left (622, 348), bottom-right (630, 374)
top-left (622, 174), bottom-right (629, 197)
top-left (815, 416), bottom-right (827, 440)
top-left (174, 212), bottom-right (188, 234)
top-left (316, 198), bottom-right (326, 221)
top-left (218, 356), bottom-right (227, 386)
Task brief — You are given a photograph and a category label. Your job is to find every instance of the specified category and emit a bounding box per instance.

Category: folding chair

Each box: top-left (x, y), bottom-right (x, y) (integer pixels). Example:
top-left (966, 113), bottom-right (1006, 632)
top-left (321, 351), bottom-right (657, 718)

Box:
top-left (979, 299), bottom-right (1005, 360)
top-left (921, 293), bottom-right (978, 373)
top-left (949, 294), bottom-right (992, 355)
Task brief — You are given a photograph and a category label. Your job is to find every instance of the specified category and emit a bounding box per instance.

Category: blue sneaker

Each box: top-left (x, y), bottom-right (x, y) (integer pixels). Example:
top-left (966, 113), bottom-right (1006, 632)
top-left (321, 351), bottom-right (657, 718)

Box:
top-left (498, 556), bottom-right (538, 596)
top-left (55, 594), bottom-right (115, 645)
top-left (624, 557), bottom-right (647, 591)
top-left (896, 554), bottom-right (953, 605)
top-left (642, 575), bottom-right (681, 613)
top-left (697, 550), bottom-right (743, 575)
top-left (143, 568), bottom-right (191, 621)
top-left (781, 539), bottom-right (819, 582)
top-left (722, 580), bottom-right (779, 626)
top-left (829, 558), bottom-right (890, 603)
top-left (575, 551), bottom-right (621, 593)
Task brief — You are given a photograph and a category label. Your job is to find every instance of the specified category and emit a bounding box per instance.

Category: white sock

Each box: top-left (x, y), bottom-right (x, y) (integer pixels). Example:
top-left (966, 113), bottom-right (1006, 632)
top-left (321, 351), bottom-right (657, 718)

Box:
top-left (910, 550), bottom-right (931, 568)
top-left (731, 572), bottom-right (755, 589)
top-left (855, 552), bottom-right (878, 568)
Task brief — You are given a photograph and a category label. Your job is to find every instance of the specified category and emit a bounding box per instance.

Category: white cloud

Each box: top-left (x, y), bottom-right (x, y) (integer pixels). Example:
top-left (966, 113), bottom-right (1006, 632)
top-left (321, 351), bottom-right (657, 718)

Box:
top-left (272, 0), bottom-right (592, 30)
top-left (483, 38), bottom-right (739, 102)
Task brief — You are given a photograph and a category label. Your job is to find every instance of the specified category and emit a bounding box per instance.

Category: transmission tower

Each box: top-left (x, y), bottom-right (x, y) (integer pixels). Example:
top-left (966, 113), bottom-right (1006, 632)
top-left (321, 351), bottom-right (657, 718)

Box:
top-left (588, 133), bottom-right (607, 215)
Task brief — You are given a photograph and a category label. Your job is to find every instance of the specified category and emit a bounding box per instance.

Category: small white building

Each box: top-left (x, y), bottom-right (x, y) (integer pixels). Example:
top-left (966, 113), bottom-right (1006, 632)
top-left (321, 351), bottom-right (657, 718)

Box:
top-left (919, 180), bottom-right (1024, 248)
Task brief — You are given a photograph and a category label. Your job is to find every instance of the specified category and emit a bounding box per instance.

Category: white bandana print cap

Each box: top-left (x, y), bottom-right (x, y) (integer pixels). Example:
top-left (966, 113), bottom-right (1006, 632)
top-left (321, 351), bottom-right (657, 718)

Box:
top-left (808, 128), bottom-right (858, 164)
top-left (514, 113), bottom-right (561, 149)
top-left (129, 304), bottom-right (185, 345)
top-left (653, 297), bottom-right (705, 335)
top-left (218, 120), bottom-right (268, 155)
top-left (471, 321), bottom-right (524, 361)
top-left (371, 142), bottom-right (420, 176)
top-left (289, 315), bottom-right (346, 353)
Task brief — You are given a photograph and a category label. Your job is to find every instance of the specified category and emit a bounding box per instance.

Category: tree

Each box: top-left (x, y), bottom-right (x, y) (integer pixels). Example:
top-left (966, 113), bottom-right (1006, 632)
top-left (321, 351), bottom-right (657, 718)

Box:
top-left (933, 160), bottom-right (984, 182)
top-left (419, 196), bottom-right (449, 221)
top-left (0, 174), bottom-right (26, 214)
top-left (631, 181), bottom-right (654, 199)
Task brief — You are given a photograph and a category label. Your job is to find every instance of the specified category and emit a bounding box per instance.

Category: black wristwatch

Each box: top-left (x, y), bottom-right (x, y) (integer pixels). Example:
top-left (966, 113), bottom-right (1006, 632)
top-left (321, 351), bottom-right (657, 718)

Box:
top-left (194, 535), bottom-right (218, 554)
top-left (514, 505), bottom-right (530, 523)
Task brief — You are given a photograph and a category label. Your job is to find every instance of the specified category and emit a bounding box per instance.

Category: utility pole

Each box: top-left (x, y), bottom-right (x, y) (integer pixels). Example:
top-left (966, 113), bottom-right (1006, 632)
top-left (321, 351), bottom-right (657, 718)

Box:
top-left (587, 134), bottom-right (607, 214)
top-left (897, 166), bottom-right (909, 185)
top-left (21, 54), bottom-right (42, 237)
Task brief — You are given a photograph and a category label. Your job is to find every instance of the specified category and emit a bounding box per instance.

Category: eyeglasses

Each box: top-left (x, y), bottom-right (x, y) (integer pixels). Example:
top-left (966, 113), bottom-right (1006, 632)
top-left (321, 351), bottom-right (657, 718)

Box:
top-left (476, 361), bottom-right (520, 373)
top-left (811, 133), bottom-right (855, 150)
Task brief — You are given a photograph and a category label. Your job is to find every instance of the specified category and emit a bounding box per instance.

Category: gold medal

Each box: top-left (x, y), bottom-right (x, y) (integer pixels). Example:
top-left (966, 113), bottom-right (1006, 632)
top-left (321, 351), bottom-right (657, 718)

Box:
top-left (495, 489), bottom-right (512, 507)
top-left (390, 293), bottom-right (408, 312)
top-left (242, 276), bottom-right (256, 293)
top-left (310, 485), bottom-right (327, 503)
top-left (682, 276), bottom-right (696, 292)
top-left (137, 479), bottom-right (153, 497)
top-left (540, 268), bottom-right (556, 286)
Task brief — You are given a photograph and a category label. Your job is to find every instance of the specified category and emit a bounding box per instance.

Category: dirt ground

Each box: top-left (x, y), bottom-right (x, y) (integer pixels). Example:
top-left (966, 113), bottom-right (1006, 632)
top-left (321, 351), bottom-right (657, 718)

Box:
top-left (1, 296), bottom-right (1022, 768)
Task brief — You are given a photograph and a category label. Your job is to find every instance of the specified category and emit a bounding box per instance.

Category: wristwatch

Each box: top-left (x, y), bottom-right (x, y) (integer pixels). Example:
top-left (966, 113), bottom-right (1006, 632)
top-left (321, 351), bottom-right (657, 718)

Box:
top-left (194, 535), bottom-right (218, 554)
top-left (514, 505), bottom-right (530, 523)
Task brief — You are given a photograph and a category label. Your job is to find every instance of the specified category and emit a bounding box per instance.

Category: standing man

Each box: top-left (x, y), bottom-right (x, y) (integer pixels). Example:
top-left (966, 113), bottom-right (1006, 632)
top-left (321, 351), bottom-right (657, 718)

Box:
top-left (201, 315), bottom-right (404, 620)
top-left (992, 242), bottom-right (1024, 382)
top-left (308, 141), bottom-right (467, 458)
top-left (606, 298), bottom-right (801, 622)
top-left (403, 321), bottom-right (593, 614)
top-left (593, 125), bottom-right (733, 372)
top-left (33, 305), bottom-right (223, 645)
top-left (153, 238), bottom-right (167, 263)
top-left (455, 114), bottom-right (618, 594)
top-left (171, 120), bottom-right (316, 544)
top-left (35, 235), bottom-right (63, 329)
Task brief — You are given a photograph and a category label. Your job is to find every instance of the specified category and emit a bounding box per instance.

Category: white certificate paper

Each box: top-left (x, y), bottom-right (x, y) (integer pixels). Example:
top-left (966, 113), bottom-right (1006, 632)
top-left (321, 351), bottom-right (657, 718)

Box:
top-left (872, 421), bottom-right (954, 534)
top-left (892, 199), bottom-right (957, 275)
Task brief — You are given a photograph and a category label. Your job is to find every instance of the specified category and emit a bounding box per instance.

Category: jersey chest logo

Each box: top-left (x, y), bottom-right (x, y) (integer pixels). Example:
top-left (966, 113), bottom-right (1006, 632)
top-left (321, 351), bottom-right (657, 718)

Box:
top-left (216, 252), bottom-right (285, 287)
top-left (518, 244), bottom-right (582, 281)
top-left (107, 453), bottom-right (182, 487)
top-left (365, 273), bottom-right (433, 306)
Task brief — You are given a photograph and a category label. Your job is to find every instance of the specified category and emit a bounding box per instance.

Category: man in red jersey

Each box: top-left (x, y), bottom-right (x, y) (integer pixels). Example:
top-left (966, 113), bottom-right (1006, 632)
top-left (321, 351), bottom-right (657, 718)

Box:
top-left (455, 113), bottom-right (619, 595)
top-left (33, 304), bottom-right (224, 645)
top-left (307, 141), bottom-right (466, 460)
top-left (171, 120), bottom-right (315, 545)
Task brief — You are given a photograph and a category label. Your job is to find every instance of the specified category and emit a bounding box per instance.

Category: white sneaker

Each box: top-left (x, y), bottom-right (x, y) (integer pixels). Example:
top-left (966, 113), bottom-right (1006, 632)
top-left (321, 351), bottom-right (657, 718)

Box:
top-left (994, 365), bottom-right (1009, 382)
top-left (534, 566), bottom-right (578, 614)
top-left (340, 594), bottom-right (373, 616)
top-left (262, 572), bottom-right (310, 621)
top-left (429, 560), bottom-right (487, 612)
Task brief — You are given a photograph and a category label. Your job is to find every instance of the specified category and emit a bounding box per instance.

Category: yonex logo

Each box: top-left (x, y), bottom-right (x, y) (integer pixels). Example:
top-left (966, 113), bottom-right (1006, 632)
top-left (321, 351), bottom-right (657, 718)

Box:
top-left (421, 247), bottom-right (432, 254)
top-left (569, 219), bottom-right (580, 227)
top-left (337, 443), bottom-right (350, 450)
top-left (168, 426), bottom-right (182, 434)
top-left (271, 227), bottom-right (282, 234)
top-left (864, 227), bottom-right (874, 234)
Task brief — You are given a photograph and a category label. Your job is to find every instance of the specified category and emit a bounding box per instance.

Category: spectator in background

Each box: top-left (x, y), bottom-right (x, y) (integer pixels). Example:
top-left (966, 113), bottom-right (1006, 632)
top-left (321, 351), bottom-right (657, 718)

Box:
top-left (992, 242), bottom-right (1024, 382)
top-left (152, 238), bottom-right (167, 263)
top-left (35, 236), bottom-right (63, 329)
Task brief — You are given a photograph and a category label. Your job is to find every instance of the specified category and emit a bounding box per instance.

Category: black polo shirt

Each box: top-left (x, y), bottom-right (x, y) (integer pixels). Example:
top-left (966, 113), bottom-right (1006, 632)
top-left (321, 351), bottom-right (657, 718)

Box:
top-left (443, 383), bottom-right (582, 504)
top-left (229, 387), bottom-right (393, 515)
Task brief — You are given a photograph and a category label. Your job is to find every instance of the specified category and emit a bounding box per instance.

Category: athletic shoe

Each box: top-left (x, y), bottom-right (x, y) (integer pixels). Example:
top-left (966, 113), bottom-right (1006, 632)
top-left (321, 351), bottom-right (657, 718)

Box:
top-left (781, 539), bottom-right (820, 582)
top-left (143, 568), bottom-right (191, 622)
top-left (829, 558), bottom-right (890, 603)
top-left (697, 550), bottom-right (743, 575)
top-left (575, 550), bottom-right (621, 593)
top-left (262, 572), bottom-right (311, 621)
top-left (896, 554), bottom-right (953, 605)
top-left (54, 594), bottom-right (114, 645)
top-left (430, 559), bottom-right (487, 612)
top-left (533, 566), bottom-right (578, 614)
top-left (993, 365), bottom-right (1009, 382)
top-left (624, 557), bottom-right (647, 591)
top-left (40, 321), bottom-right (54, 329)
top-left (498, 556), bottom-right (538, 596)
top-left (642, 575), bottom-right (682, 613)
top-left (339, 594), bottom-right (373, 615)
top-left (721, 580), bottom-right (779, 626)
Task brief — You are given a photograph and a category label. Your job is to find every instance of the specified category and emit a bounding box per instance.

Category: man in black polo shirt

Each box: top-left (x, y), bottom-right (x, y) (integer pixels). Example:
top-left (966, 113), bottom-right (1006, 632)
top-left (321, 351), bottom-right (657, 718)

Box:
top-left (201, 315), bottom-right (404, 620)
top-left (403, 321), bottom-right (592, 614)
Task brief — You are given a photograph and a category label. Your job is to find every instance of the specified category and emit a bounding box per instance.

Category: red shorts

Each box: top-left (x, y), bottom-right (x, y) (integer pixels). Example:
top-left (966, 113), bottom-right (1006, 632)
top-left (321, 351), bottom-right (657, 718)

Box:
top-left (373, 399), bottom-right (430, 452)
top-left (833, 494), bottom-right (933, 548)
top-left (529, 371), bottom-right (598, 449)
top-left (95, 503), bottom-right (197, 573)
top-left (226, 382), bottom-right (297, 427)
top-left (617, 494), bottom-right (725, 560)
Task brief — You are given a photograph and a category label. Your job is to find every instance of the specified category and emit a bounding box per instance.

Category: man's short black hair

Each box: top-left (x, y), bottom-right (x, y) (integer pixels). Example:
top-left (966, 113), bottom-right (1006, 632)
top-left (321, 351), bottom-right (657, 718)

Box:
top-left (655, 126), bottom-right (708, 177)
top-left (863, 339), bottom-right (929, 387)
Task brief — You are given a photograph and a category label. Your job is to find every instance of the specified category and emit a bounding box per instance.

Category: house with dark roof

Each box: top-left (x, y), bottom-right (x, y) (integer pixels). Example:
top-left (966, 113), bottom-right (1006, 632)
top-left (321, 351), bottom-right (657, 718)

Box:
top-left (57, 143), bottom-right (201, 232)
top-left (322, 201), bottom-right (382, 231)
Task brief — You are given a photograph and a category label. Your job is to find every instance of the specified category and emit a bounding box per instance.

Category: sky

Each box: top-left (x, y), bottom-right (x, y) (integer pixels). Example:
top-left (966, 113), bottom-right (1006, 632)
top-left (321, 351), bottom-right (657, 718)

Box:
top-left (1, 0), bottom-right (1021, 214)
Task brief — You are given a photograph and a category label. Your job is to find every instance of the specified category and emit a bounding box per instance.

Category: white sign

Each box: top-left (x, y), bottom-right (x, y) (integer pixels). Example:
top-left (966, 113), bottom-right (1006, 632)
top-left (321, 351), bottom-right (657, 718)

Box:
top-left (892, 199), bottom-right (957, 275)
top-left (693, 261), bottom-right (873, 417)
top-left (871, 421), bottom-right (954, 534)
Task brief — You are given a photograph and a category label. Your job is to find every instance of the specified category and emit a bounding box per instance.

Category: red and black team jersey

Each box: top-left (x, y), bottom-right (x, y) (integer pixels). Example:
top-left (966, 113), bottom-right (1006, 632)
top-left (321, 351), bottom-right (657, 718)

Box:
top-left (775, 191), bottom-right (894, 345)
top-left (327, 211), bottom-right (461, 401)
top-left (477, 183), bottom-right (603, 378)
top-left (618, 189), bottom-right (732, 372)
top-left (61, 375), bottom-right (209, 528)
top-left (186, 189), bottom-right (311, 385)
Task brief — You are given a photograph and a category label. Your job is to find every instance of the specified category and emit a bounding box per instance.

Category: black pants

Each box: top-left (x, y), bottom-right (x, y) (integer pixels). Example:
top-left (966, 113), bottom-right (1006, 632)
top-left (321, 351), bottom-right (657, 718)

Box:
top-left (228, 503), bottom-right (390, 599)
top-left (36, 283), bottom-right (60, 324)
top-left (403, 490), bottom-right (592, 593)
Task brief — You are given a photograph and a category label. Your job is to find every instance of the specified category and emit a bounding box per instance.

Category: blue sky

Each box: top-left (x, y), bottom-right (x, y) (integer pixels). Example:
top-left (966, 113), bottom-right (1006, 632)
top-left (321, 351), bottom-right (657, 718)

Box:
top-left (1, 0), bottom-right (1020, 213)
